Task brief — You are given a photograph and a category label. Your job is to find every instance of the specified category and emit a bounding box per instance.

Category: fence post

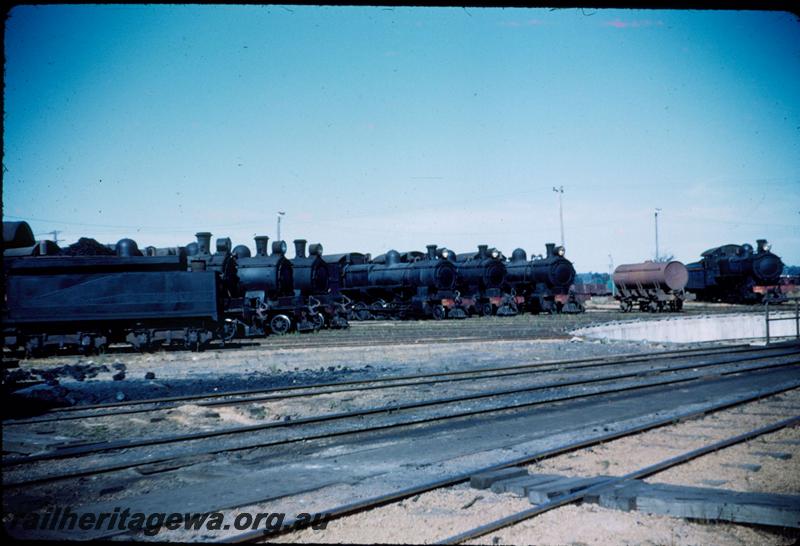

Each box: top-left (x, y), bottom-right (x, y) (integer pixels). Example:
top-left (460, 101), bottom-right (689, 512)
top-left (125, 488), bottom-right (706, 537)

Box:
top-left (796, 298), bottom-right (799, 340)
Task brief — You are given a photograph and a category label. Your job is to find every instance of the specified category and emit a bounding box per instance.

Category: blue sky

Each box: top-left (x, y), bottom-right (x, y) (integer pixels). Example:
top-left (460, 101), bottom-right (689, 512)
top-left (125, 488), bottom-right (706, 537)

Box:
top-left (4, 6), bottom-right (799, 271)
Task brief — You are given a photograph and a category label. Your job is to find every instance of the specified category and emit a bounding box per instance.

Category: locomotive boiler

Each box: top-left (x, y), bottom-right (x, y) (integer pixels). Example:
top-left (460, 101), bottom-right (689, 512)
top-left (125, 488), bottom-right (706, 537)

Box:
top-left (686, 240), bottom-right (785, 304)
top-left (613, 260), bottom-right (688, 312)
top-left (451, 245), bottom-right (516, 316)
top-left (504, 243), bottom-right (582, 314)
top-left (340, 244), bottom-right (462, 319)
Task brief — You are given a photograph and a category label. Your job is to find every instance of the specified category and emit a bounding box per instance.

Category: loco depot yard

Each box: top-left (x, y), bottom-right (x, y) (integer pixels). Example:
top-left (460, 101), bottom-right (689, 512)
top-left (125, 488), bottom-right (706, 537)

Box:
top-left (4, 6), bottom-right (800, 546)
top-left (3, 301), bottom-right (800, 544)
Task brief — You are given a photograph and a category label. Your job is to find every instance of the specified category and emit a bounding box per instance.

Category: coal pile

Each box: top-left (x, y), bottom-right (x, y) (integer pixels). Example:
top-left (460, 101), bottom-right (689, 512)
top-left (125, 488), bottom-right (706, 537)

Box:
top-left (62, 238), bottom-right (115, 256)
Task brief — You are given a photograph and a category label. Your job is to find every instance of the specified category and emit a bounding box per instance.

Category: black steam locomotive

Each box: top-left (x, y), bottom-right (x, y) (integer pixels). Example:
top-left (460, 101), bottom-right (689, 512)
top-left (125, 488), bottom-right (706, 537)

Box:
top-left (2, 221), bottom-right (348, 355)
top-left (3, 222), bottom-right (224, 354)
top-left (686, 239), bottom-right (786, 304)
top-left (503, 243), bottom-right (583, 314)
top-left (450, 245), bottom-right (516, 316)
top-left (336, 244), bottom-right (466, 320)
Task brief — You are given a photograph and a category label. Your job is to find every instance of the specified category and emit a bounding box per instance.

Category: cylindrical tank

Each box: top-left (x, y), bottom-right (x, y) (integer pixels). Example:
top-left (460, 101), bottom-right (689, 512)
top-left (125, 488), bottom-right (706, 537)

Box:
top-left (613, 261), bottom-right (688, 291)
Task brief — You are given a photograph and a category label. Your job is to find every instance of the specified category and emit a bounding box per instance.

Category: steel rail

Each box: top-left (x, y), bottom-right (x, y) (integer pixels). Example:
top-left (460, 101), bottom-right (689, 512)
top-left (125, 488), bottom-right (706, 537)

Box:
top-left (6, 344), bottom-right (773, 426)
top-left (4, 348), bottom-right (794, 467)
top-left (3, 350), bottom-right (796, 467)
top-left (438, 414), bottom-right (800, 544)
top-left (4, 353), bottom-right (797, 485)
top-left (6, 343), bottom-right (761, 422)
top-left (219, 385), bottom-right (800, 543)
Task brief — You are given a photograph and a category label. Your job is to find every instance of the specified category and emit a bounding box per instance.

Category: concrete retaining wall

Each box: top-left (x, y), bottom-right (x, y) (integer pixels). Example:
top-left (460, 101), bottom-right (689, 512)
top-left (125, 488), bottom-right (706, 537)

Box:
top-left (572, 312), bottom-right (799, 343)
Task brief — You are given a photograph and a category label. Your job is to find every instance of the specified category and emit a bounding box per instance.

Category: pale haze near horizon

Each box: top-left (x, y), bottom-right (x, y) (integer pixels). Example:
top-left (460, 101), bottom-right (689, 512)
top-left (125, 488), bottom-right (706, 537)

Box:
top-left (4, 6), bottom-right (799, 272)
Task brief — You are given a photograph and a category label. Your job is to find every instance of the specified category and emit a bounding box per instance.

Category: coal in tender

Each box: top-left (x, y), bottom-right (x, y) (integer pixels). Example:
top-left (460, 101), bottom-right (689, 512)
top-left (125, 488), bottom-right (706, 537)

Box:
top-left (62, 237), bottom-right (115, 256)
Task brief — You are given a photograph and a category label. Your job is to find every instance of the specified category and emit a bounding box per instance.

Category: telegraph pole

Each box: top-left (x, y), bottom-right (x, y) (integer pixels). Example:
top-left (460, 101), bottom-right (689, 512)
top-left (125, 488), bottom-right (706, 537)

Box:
top-left (552, 186), bottom-right (564, 247)
top-left (36, 230), bottom-right (63, 244)
top-left (654, 208), bottom-right (662, 261)
top-left (276, 211), bottom-right (285, 242)
top-left (608, 253), bottom-right (615, 296)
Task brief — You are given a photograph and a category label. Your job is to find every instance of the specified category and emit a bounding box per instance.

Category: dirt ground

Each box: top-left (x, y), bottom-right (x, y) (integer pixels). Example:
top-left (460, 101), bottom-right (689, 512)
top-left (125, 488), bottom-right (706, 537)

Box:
top-left (4, 307), bottom-right (795, 544)
top-left (268, 390), bottom-right (800, 545)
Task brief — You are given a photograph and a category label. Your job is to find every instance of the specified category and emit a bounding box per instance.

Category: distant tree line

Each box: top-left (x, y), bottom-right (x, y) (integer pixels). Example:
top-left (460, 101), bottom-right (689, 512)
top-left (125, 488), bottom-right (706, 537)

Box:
top-left (575, 272), bottom-right (611, 285)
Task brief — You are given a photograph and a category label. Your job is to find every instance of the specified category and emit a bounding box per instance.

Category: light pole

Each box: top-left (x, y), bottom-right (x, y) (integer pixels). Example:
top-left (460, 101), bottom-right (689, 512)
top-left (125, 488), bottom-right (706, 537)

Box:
top-left (552, 186), bottom-right (564, 247)
top-left (277, 211), bottom-right (285, 242)
top-left (608, 253), bottom-right (615, 297)
top-left (654, 208), bottom-right (662, 261)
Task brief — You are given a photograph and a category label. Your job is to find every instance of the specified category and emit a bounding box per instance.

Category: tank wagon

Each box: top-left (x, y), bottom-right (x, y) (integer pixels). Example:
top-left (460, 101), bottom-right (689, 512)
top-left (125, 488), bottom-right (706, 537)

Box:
top-left (504, 243), bottom-right (583, 314)
top-left (3, 222), bottom-right (223, 355)
top-left (339, 245), bottom-right (465, 320)
top-left (613, 260), bottom-right (688, 312)
top-left (450, 245), bottom-right (516, 316)
top-left (686, 240), bottom-right (785, 304)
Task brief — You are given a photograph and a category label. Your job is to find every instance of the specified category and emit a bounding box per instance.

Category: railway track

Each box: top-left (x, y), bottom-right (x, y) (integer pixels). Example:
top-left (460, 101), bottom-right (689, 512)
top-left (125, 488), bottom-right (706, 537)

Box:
top-left (4, 343), bottom-right (798, 541)
top-left (438, 415), bottom-right (800, 544)
top-left (5, 344), bottom-right (797, 466)
top-left (4, 343), bottom-right (761, 425)
top-left (4, 345), bottom-right (798, 484)
top-left (220, 386), bottom-right (800, 543)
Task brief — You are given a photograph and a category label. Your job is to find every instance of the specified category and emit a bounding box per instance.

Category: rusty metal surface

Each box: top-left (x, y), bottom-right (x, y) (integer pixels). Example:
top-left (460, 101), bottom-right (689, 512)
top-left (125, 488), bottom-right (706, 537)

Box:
top-left (613, 261), bottom-right (688, 291)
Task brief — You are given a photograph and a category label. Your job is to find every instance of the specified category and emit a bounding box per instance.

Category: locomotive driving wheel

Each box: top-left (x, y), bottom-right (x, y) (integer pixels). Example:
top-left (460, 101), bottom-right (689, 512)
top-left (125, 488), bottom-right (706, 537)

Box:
top-left (311, 312), bottom-right (325, 331)
top-left (353, 302), bottom-right (372, 321)
top-left (432, 304), bottom-right (446, 320)
top-left (270, 314), bottom-right (292, 335)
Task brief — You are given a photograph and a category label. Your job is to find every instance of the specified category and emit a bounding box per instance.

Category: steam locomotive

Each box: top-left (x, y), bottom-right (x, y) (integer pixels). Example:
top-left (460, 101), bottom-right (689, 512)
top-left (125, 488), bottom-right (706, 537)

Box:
top-left (686, 239), bottom-right (786, 304)
top-left (504, 243), bottom-right (583, 314)
top-left (335, 244), bottom-right (466, 320)
top-left (451, 245), bottom-right (517, 317)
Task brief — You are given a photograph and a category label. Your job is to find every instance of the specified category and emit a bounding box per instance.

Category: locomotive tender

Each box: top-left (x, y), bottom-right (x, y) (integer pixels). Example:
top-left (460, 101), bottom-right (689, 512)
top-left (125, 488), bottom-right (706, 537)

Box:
top-left (686, 239), bottom-right (785, 304)
top-left (3, 222), bottom-right (223, 354)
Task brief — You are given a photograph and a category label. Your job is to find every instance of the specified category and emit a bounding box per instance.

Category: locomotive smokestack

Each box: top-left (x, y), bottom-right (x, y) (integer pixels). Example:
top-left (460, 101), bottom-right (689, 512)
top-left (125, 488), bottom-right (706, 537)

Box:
top-left (478, 244), bottom-right (488, 259)
top-left (756, 239), bottom-right (768, 253)
top-left (216, 237), bottom-right (232, 255)
top-left (427, 244), bottom-right (437, 260)
top-left (195, 232), bottom-right (212, 255)
top-left (546, 243), bottom-right (556, 258)
top-left (294, 239), bottom-right (307, 259)
top-left (254, 236), bottom-right (269, 256)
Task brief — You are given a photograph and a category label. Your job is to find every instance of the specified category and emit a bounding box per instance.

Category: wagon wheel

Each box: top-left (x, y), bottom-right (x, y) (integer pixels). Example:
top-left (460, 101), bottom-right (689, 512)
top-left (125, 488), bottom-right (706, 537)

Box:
top-left (270, 314), bottom-right (292, 335)
top-left (432, 304), bottom-right (446, 320)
